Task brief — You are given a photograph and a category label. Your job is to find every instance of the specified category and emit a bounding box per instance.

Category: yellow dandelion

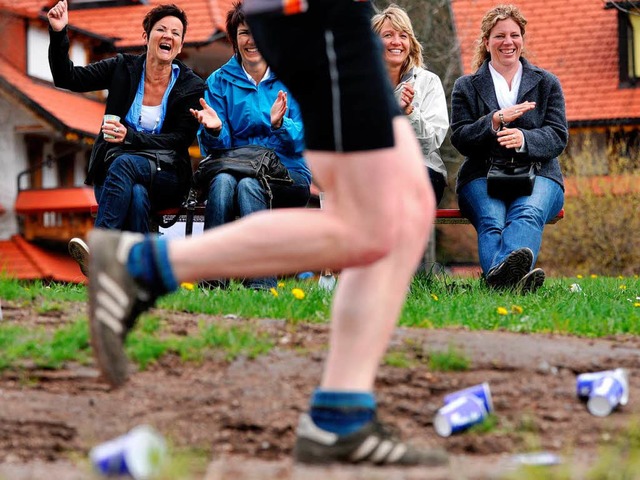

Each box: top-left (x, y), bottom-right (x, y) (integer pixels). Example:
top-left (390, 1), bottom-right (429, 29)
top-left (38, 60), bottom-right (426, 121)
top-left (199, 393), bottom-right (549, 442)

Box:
top-left (620, 285), bottom-right (627, 290)
top-left (618, 275), bottom-right (625, 279)
top-left (635, 275), bottom-right (639, 279)
top-left (431, 293), bottom-right (439, 301)
top-left (269, 288), bottom-right (279, 297)
top-left (181, 282), bottom-right (195, 291)
top-left (577, 274), bottom-right (583, 279)
top-left (634, 302), bottom-right (640, 308)
top-left (292, 288), bottom-right (305, 300)
top-left (590, 274), bottom-right (598, 279)
top-left (277, 282), bottom-right (285, 288)
top-left (497, 307), bottom-right (508, 316)
top-left (511, 305), bottom-right (524, 314)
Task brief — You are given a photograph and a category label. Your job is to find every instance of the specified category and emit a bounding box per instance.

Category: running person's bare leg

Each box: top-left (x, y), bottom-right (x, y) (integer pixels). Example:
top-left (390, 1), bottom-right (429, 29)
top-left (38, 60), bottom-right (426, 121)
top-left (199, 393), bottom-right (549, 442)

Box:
top-left (87, 0), bottom-right (446, 466)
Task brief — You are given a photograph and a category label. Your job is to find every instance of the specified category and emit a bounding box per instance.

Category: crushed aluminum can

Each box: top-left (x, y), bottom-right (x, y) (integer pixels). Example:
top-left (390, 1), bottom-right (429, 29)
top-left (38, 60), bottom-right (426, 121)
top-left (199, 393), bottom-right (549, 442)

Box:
top-left (434, 394), bottom-right (488, 437)
top-left (90, 425), bottom-right (167, 479)
top-left (443, 382), bottom-right (494, 414)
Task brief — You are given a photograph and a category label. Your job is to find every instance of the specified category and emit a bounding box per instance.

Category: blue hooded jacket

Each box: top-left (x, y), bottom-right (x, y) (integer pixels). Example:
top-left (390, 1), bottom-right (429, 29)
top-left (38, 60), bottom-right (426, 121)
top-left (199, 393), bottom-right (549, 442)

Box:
top-left (198, 56), bottom-right (311, 184)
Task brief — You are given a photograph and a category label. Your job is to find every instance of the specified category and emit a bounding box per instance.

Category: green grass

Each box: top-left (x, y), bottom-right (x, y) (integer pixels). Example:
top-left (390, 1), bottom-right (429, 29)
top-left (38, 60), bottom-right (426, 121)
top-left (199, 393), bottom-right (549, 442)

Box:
top-left (0, 273), bottom-right (638, 373)
top-left (0, 320), bottom-right (92, 370)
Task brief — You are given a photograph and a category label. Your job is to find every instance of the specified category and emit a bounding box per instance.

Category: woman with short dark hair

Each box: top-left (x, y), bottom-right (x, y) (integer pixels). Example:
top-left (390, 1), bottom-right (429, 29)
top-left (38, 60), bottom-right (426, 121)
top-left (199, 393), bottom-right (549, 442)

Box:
top-left (48, 0), bottom-right (203, 275)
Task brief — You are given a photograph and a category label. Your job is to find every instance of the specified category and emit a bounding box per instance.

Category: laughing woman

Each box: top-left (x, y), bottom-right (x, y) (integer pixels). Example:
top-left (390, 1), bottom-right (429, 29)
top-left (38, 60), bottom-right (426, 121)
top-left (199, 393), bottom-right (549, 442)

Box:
top-left (450, 4), bottom-right (568, 293)
top-left (371, 4), bottom-right (449, 205)
top-left (47, 1), bottom-right (204, 275)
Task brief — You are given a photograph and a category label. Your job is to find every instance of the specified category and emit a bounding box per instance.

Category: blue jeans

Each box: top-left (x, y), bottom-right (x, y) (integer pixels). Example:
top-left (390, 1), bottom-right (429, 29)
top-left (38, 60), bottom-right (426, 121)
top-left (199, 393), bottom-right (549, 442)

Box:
top-left (94, 153), bottom-right (186, 233)
top-left (203, 170), bottom-right (310, 289)
top-left (458, 176), bottom-right (564, 275)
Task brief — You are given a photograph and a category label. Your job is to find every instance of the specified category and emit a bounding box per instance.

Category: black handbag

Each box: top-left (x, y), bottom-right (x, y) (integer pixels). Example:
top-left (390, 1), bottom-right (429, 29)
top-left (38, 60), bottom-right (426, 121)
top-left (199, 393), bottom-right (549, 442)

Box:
top-left (487, 156), bottom-right (536, 199)
top-left (193, 145), bottom-right (293, 206)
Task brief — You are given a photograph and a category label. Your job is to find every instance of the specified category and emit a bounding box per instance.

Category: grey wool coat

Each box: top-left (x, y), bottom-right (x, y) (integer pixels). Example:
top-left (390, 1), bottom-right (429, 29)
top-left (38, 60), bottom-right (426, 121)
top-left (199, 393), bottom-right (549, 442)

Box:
top-left (450, 58), bottom-right (568, 193)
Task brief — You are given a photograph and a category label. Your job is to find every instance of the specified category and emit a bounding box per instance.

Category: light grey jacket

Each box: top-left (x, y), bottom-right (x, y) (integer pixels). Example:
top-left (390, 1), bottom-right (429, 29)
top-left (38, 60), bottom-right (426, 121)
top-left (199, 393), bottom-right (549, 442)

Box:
top-left (395, 67), bottom-right (449, 179)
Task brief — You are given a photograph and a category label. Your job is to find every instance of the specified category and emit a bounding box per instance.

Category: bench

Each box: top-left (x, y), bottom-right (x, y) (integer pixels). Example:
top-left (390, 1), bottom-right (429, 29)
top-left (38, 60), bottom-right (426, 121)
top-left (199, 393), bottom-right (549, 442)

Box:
top-left (154, 202), bottom-right (565, 234)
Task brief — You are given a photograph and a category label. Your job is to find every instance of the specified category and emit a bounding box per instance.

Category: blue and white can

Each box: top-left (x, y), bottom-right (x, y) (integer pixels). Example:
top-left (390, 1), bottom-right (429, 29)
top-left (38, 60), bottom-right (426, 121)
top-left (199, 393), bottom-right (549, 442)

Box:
top-left (434, 394), bottom-right (488, 437)
top-left (90, 425), bottom-right (167, 479)
top-left (576, 368), bottom-right (629, 408)
top-left (443, 382), bottom-right (494, 414)
top-left (587, 373), bottom-right (626, 417)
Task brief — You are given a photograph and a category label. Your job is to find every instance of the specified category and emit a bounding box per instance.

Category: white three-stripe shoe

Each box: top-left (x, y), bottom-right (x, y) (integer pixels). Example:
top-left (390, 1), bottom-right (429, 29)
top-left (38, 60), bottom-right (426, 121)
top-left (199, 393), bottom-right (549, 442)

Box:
top-left (293, 413), bottom-right (449, 466)
top-left (88, 229), bottom-right (157, 387)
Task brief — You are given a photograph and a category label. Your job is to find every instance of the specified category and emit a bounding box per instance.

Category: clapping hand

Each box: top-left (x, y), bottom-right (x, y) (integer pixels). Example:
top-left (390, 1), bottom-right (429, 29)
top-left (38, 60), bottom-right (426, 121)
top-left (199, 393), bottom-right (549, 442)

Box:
top-left (398, 82), bottom-right (415, 114)
top-left (190, 98), bottom-right (222, 133)
top-left (270, 90), bottom-right (287, 130)
top-left (47, 0), bottom-right (69, 32)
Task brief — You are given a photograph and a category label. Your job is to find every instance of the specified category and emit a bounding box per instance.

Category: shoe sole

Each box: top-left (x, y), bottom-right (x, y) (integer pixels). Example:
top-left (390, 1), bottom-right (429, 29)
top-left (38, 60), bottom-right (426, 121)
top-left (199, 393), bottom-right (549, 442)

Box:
top-left (517, 268), bottom-right (545, 294)
top-left (68, 238), bottom-right (90, 277)
top-left (487, 248), bottom-right (533, 290)
top-left (88, 230), bottom-right (140, 387)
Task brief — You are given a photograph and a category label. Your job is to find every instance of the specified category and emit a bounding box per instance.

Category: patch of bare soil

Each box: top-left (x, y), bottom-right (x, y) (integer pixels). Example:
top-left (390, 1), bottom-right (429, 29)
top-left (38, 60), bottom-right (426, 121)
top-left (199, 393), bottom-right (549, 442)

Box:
top-left (1, 302), bottom-right (639, 479)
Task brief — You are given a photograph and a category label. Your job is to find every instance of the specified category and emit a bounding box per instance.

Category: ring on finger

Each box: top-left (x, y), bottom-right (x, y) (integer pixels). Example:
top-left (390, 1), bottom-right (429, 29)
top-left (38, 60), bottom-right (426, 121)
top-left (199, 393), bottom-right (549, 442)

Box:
top-left (113, 127), bottom-right (120, 133)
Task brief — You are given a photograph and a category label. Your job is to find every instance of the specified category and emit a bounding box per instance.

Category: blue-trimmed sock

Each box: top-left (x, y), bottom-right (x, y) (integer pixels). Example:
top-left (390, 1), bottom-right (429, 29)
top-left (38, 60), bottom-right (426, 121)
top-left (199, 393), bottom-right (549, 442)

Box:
top-left (309, 389), bottom-right (376, 436)
top-left (126, 236), bottom-right (178, 295)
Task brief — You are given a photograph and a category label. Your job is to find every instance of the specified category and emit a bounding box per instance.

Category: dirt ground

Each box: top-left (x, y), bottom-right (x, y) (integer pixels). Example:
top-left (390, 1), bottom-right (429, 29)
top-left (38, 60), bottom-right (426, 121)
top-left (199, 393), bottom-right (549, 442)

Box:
top-left (1, 301), bottom-right (639, 480)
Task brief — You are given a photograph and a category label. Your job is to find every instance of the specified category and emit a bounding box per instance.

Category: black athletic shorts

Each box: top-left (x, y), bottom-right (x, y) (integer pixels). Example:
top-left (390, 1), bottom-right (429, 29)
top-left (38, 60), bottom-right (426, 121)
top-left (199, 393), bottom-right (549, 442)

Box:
top-left (245, 0), bottom-right (400, 152)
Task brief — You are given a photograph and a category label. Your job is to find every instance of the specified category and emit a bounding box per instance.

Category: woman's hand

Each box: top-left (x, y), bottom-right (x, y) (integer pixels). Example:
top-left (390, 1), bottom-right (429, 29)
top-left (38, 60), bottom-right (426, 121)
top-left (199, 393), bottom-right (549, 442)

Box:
top-left (398, 82), bottom-right (415, 115)
top-left (102, 119), bottom-right (127, 144)
top-left (190, 98), bottom-right (222, 133)
top-left (492, 101), bottom-right (536, 131)
top-left (47, 0), bottom-right (69, 32)
top-left (270, 90), bottom-right (288, 129)
top-left (497, 127), bottom-right (523, 150)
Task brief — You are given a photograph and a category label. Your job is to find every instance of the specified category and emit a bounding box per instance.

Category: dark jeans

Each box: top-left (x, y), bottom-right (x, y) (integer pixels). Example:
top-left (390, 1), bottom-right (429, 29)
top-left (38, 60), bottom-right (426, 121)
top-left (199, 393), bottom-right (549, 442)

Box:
top-left (94, 153), bottom-right (186, 233)
top-left (203, 169), bottom-right (310, 289)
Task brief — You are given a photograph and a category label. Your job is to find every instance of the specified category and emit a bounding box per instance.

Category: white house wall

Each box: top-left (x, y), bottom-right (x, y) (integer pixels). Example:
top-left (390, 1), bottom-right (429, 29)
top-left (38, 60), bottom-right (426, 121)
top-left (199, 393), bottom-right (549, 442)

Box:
top-left (28, 25), bottom-right (87, 82)
top-left (0, 93), bottom-right (31, 240)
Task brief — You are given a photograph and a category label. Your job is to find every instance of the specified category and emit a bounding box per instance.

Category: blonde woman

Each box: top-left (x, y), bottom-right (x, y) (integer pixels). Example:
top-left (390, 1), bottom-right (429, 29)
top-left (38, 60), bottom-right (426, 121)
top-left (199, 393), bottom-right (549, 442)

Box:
top-left (372, 4), bottom-right (449, 204)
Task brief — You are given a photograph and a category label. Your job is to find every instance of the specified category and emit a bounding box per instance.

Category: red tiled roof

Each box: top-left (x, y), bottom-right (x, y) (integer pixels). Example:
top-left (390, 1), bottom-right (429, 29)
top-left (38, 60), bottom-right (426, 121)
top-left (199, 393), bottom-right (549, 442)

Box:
top-left (15, 188), bottom-right (97, 214)
top-left (451, 0), bottom-right (640, 123)
top-left (0, 0), bottom-right (45, 18)
top-left (0, 0), bottom-right (235, 47)
top-left (0, 235), bottom-right (86, 284)
top-left (0, 57), bottom-right (104, 137)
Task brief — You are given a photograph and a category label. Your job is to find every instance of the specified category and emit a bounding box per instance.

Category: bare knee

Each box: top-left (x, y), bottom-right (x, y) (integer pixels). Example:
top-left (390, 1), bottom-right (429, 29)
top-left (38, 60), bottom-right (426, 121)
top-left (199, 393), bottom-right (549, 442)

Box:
top-left (342, 179), bottom-right (434, 266)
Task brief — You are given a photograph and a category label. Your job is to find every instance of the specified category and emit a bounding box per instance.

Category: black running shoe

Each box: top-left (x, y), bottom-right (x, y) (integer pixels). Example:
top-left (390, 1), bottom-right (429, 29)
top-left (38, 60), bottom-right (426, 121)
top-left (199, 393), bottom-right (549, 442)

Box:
top-left (293, 414), bottom-right (449, 466)
top-left (486, 248), bottom-right (534, 290)
top-left (516, 267), bottom-right (545, 294)
top-left (88, 230), bottom-right (158, 387)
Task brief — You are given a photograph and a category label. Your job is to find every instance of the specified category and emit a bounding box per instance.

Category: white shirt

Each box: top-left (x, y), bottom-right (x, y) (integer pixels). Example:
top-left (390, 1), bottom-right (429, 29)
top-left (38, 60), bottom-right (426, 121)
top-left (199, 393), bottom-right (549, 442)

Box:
top-left (139, 104), bottom-right (162, 133)
top-left (489, 61), bottom-right (527, 152)
top-left (489, 61), bottom-right (522, 109)
top-left (243, 65), bottom-right (271, 85)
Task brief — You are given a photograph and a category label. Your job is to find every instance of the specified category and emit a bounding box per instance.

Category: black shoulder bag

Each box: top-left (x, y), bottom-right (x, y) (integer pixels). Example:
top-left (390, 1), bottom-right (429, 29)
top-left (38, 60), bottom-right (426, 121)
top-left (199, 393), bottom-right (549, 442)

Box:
top-left (487, 156), bottom-right (537, 199)
top-left (486, 112), bottom-right (537, 200)
top-left (192, 145), bottom-right (293, 207)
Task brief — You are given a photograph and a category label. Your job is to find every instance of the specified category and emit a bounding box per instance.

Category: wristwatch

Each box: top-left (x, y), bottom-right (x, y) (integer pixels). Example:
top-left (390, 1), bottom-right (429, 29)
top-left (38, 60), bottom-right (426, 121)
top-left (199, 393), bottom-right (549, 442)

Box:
top-left (498, 112), bottom-right (506, 130)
